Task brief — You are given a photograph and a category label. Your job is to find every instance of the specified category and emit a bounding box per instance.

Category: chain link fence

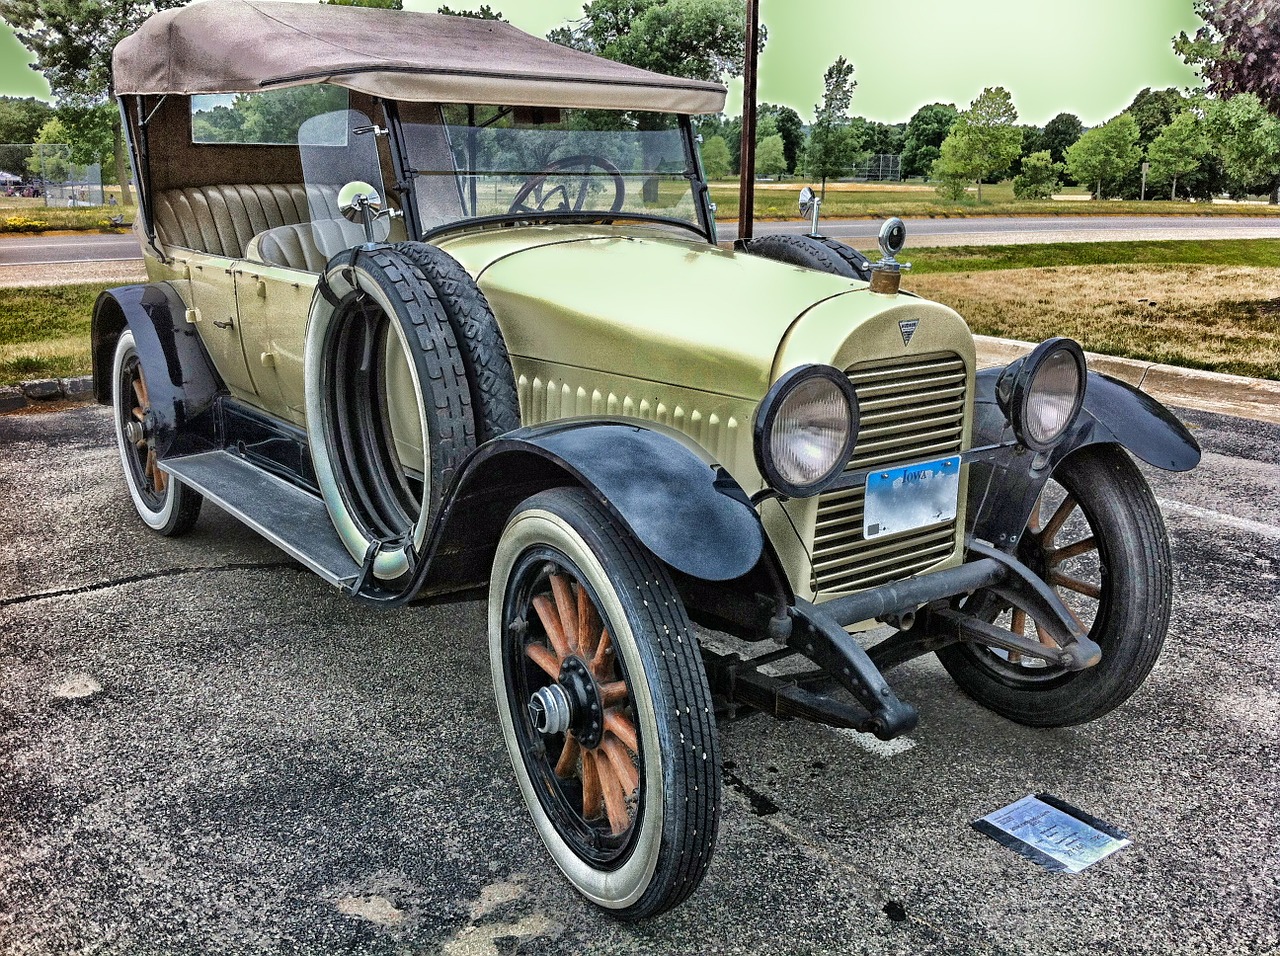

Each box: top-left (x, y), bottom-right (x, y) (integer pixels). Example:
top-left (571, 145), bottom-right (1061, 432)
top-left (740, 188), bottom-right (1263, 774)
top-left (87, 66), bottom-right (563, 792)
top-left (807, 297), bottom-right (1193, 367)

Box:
top-left (0, 143), bottom-right (106, 205)
top-left (852, 154), bottom-right (903, 182)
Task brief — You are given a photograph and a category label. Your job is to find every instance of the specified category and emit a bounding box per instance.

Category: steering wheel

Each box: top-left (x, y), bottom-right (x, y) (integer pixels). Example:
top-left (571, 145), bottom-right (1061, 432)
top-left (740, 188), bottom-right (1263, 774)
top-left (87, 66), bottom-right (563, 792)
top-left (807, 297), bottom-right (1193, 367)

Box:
top-left (508, 155), bottom-right (626, 216)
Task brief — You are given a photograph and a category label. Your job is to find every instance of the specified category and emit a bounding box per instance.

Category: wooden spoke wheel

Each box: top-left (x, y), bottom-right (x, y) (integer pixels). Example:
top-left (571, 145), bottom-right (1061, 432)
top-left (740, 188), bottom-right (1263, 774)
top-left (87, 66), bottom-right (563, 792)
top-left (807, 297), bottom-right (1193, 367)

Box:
top-left (490, 488), bottom-right (720, 919)
top-left (111, 330), bottom-right (201, 536)
top-left (938, 446), bottom-right (1173, 727)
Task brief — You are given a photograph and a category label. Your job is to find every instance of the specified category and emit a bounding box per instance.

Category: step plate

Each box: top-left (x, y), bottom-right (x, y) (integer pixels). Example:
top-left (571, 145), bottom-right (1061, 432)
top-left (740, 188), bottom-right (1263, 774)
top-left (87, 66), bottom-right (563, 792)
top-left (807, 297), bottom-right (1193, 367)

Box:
top-left (162, 451), bottom-right (359, 589)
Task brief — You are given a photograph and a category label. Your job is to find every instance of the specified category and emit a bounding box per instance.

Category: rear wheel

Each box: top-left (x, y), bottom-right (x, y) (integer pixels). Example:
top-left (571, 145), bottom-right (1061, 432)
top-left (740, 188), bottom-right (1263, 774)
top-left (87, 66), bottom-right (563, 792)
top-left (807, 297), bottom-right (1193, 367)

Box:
top-left (938, 446), bottom-right (1172, 726)
top-left (489, 488), bottom-right (720, 919)
top-left (112, 331), bottom-right (202, 536)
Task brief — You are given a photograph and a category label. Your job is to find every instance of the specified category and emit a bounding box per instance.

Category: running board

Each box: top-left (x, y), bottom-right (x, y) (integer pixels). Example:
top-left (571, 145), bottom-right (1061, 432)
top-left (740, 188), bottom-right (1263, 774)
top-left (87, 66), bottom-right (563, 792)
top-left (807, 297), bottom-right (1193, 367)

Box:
top-left (162, 450), bottom-right (360, 590)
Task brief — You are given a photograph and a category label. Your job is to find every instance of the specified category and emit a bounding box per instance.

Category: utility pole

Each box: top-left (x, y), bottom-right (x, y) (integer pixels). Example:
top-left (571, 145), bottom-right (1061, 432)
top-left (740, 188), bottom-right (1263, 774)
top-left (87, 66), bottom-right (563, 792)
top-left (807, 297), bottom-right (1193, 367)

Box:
top-left (737, 0), bottom-right (759, 243)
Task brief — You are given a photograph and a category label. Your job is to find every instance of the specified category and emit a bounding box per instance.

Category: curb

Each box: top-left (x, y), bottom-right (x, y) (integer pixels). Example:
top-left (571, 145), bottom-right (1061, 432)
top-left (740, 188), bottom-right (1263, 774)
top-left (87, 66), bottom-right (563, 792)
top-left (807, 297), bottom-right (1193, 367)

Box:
top-left (0, 376), bottom-right (94, 413)
top-left (975, 335), bottom-right (1280, 426)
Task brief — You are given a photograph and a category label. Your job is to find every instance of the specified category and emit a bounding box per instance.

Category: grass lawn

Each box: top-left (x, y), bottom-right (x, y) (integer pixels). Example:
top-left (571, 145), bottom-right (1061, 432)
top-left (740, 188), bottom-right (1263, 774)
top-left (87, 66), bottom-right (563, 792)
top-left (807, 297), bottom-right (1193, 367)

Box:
top-left (1, 241), bottom-right (1277, 387)
top-left (0, 200), bottom-right (131, 233)
top-left (708, 179), bottom-right (1280, 221)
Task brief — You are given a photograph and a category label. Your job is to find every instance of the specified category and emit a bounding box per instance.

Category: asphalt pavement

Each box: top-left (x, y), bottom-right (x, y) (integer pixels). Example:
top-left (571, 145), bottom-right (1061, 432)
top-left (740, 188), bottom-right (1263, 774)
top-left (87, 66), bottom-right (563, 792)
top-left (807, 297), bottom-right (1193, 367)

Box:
top-left (0, 404), bottom-right (1277, 955)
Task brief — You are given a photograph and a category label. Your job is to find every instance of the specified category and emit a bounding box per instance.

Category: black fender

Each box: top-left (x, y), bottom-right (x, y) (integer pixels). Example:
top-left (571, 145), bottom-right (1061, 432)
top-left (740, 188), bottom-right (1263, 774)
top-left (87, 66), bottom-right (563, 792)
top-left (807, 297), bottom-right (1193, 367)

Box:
top-left (402, 420), bottom-right (790, 609)
top-left (967, 367), bottom-right (1201, 547)
top-left (90, 283), bottom-right (223, 459)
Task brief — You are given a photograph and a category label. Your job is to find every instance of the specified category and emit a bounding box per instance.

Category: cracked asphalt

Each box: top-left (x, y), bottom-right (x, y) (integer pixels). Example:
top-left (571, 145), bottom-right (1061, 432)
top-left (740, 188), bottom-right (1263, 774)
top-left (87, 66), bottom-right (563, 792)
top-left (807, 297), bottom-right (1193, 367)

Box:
top-left (0, 403), bottom-right (1276, 955)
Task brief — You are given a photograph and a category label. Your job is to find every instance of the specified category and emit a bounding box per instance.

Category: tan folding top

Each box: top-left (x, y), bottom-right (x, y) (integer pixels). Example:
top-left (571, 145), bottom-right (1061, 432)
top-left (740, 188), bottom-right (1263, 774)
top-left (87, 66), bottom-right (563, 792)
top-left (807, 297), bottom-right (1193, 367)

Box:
top-left (112, 0), bottom-right (727, 114)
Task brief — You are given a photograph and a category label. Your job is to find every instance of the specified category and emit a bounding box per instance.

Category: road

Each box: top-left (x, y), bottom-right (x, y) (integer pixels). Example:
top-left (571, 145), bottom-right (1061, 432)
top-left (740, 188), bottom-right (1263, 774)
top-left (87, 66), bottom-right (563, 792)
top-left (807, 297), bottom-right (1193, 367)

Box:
top-left (1, 403), bottom-right (1276, 955)
top-left (3, 215), bottom-right (1280, 271)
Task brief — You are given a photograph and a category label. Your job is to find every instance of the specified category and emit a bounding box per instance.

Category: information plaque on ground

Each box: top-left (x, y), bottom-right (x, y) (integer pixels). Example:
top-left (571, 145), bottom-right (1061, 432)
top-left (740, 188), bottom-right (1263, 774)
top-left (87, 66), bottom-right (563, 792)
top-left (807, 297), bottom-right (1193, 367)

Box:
top-left (973, 793), bottom-right (1131, 873)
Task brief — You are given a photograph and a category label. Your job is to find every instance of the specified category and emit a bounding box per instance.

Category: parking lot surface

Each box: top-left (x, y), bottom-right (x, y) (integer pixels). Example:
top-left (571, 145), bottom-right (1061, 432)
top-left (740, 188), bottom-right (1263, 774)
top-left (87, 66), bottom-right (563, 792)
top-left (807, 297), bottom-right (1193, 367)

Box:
top-left (1, 404), bottom-right (1276, 955)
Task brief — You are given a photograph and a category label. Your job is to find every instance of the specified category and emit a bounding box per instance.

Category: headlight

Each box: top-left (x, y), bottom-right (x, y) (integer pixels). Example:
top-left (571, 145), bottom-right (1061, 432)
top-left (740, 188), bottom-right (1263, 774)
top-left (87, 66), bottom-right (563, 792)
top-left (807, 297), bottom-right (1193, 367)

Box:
top-left (996, 337), bottom-right (1087, 452)
top-left (754, 365), bottom-right (859, 498)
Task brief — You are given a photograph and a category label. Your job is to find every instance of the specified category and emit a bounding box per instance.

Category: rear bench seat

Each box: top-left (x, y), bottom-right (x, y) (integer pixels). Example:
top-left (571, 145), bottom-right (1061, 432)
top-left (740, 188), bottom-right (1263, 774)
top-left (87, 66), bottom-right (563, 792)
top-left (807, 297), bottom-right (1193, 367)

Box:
top-left (152, 183), bottom-right (404, 273)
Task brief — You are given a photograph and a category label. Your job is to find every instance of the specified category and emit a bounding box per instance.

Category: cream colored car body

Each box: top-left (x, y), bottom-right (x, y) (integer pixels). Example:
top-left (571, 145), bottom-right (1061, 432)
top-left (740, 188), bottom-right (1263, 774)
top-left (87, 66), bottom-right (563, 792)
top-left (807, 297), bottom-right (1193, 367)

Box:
top-left (145, 222), bottom-right (976, 605)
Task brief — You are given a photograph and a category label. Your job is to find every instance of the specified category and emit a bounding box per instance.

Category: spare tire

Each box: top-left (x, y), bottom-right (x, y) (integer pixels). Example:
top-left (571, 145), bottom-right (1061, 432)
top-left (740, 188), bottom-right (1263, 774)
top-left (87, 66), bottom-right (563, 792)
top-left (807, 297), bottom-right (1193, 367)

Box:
top-left (305, 246), bottom-right (476, 589)
top-left (744, 234), bottom-right (873, 281)
top-left (392, 241), bottom-right (521, 443)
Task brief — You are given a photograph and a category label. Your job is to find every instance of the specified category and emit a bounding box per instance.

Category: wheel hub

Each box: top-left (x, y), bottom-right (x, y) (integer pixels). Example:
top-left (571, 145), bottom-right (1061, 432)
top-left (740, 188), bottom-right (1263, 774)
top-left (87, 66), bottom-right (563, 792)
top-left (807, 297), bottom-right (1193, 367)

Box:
top-left (525, 655), bottom-right (606, 749)
top-left (528, 683), bottom-right (572, 736)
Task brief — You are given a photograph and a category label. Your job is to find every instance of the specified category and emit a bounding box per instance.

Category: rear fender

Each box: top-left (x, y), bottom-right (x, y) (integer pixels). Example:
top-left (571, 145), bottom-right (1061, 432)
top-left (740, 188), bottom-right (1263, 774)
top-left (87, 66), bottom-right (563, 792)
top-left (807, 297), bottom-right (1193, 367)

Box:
top-left (90, 283), bottom-right (222, 458)
top-left (410, 421), bottom-right (790, 609)
top-left (967, 368), bottom-right (1201, 547)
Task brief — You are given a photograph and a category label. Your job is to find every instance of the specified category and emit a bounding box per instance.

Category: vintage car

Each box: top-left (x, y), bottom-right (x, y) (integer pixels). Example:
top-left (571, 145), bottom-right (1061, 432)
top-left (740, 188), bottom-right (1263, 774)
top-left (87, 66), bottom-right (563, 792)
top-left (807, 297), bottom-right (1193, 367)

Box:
top-left (97, 0), bottom-right (1199, 918)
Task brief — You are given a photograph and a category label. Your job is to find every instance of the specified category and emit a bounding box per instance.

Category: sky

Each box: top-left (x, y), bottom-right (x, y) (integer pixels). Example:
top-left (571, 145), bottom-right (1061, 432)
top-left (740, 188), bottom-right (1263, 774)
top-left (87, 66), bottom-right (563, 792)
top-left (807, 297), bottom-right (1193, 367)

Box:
top-left (0, 0), bottom-right (1205, 126)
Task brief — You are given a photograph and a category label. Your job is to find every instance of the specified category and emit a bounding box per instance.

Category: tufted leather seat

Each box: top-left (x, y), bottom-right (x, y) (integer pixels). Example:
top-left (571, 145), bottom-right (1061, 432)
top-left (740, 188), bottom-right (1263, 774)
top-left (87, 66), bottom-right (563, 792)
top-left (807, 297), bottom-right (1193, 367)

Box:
top-left (245, 217), bottom-right (407, 272)
top-left (151, 183), bottom-right (345, 260)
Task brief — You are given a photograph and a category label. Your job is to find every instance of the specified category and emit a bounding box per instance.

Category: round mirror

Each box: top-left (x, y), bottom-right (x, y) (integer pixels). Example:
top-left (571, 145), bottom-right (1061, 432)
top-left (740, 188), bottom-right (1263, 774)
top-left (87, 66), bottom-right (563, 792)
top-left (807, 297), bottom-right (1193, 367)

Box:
top-left (799, 185), bottom-right (816, 217)
top-left (338, 181), bottom-right (382, 224)
top-left (878, 217), bottom-right (907, 259)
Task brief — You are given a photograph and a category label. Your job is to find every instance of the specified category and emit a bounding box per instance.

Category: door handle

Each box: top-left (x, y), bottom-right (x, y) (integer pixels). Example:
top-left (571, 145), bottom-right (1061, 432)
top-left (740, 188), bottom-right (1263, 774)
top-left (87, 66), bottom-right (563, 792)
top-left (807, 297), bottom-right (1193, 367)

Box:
top-left (212, 318), bottom-right (234, 329)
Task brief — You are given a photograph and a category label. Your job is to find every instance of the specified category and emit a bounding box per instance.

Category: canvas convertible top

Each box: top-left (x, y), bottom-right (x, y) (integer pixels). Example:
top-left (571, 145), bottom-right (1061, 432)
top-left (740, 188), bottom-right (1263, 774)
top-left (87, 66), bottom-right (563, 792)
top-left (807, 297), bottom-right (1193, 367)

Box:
top-left (112, 0), bottom-right (727, 114)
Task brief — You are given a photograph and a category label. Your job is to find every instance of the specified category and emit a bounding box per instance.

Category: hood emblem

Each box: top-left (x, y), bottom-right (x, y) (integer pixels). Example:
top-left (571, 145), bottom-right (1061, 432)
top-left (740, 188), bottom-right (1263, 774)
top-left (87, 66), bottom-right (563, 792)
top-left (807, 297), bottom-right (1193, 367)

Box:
top-left (898, 319), bottom-right (919, 346)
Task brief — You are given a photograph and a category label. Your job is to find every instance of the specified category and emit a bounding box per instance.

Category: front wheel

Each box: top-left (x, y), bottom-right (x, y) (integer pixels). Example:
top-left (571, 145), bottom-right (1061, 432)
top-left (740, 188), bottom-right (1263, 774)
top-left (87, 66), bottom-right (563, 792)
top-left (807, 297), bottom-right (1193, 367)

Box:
top-left (489, 488), bottom-right (720, 919)
top-left (938, 445), bottom-right (1173, 726)
top-left (112, 330), bottom-right (202, 536)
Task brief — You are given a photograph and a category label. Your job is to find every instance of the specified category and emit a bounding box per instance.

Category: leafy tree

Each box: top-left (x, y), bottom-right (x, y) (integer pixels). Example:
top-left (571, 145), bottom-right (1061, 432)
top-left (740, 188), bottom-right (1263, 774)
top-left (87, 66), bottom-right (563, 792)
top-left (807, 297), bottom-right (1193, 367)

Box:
top-left (1146, 110), bottom-right (1210, 199)
top-left (1065, 113), bottom-right (1143, 198)
top-left (0, 96), bottom-right (53, 145)
top-left (760, 103), bottom-right (803, 173)
top-left (699, 134), bottom-right (732, 179)
top-left (0, 0), bottom-right (187, 205)
top-left (1124, 87), bottom-right (1189, 147)
top-left (26, 116), bottom-right (71, 183)
top-left (902, 102), bottom-right (957, 178)
top-left (755, 133), bottom-right (786, 178)
top-left (1011, 150), bottom-right (1062, 199)
top-left (805, 56), bottom-right (861, 197)
top-left (1010, 123), bottom-right (1046, 176)
top-left (930, 136), bottom-right (971, 200)
top-left (1042, 112), bottom-right (1084, 167)
top-left (1175, 0), bottom-right (1280, 113)
top-left (1203, 92), bottom-right (1280, 201)
top-left (436, 3), bottom-right (504, 17)
top-left (328, 0), bottom-right (402, 7)
top-left (56, 100), bottom-right (112, 166)
top-left (933, 87), bottom-right (1021, 200)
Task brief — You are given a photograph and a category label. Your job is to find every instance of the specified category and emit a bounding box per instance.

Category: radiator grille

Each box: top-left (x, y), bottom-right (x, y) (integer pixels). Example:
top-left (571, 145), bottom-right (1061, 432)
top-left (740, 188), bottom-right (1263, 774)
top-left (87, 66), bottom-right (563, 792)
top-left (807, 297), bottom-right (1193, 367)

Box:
top-left (811, 352), bottom-right (967, 594)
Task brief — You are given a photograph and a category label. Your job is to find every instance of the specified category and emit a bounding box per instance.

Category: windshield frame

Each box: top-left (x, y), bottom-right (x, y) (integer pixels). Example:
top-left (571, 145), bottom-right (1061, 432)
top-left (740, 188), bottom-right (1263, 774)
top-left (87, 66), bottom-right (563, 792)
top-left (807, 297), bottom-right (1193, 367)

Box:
top-left (383, 103), bottom-right (716, 245)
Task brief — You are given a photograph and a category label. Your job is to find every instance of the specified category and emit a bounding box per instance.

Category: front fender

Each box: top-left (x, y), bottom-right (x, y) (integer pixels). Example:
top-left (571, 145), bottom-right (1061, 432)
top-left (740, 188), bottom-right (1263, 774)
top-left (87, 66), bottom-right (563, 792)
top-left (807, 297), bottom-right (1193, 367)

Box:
top-left (90, 283), bottom-right (222, 459)
top-left (411, 420), bottom-right (781, 602)
top-left (967, 367), bottom-right (1201, 547)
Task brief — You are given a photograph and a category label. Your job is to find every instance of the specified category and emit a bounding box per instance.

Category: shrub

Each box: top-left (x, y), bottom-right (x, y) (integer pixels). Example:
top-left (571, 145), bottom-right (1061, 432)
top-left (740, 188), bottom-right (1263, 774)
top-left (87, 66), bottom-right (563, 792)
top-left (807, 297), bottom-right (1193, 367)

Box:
top-left (1012, 150), bottom-right (1063, 200)
top-left (2, 216), bottom-right (50, 233)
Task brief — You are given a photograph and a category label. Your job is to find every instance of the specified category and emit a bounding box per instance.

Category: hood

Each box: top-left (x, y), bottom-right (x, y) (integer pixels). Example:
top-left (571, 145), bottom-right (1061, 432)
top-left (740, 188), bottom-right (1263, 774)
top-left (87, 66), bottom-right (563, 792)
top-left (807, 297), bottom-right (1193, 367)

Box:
top-left (436, 225), bottom-right (863, 400)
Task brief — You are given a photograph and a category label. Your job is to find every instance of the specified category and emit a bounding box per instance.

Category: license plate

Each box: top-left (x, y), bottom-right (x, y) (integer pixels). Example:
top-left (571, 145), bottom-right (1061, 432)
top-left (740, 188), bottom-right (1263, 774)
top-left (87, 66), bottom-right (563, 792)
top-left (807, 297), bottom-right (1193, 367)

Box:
top-left (863, 456), bottom-right (960, 540)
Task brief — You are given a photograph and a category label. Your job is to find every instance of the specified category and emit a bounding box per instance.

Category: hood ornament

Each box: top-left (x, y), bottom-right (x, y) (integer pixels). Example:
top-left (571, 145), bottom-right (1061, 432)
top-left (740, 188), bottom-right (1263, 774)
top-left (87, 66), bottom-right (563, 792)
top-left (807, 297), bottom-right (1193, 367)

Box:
top-left (869, 217), bottom-right (911, 295)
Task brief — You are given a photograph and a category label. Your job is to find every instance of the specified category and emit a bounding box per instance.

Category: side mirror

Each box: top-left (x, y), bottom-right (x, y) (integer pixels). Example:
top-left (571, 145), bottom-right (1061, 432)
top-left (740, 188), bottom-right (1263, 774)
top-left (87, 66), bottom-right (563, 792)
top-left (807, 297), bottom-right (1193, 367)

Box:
top-left (338, 181), bottom-right (382, 225)
top-left (799, 185), bottom-right (821, 236)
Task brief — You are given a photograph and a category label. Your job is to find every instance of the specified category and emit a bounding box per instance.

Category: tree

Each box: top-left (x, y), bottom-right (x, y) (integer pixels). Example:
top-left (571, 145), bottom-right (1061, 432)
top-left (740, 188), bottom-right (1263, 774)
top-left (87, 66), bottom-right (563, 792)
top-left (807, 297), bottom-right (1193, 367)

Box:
top-left (1042, 112), bottom-right (1085, 167)
top-left (1203, 92), bottom-right (1280, 201)
top-left (1175, 0), bottom-right (1280, 114)
top-left (1146, 110), bottom-right (1210, 199)
top-left (1124, 87), bottom-right (1189, 147)
top-left (0, 0), bottom-right (187, 205)
top-left (1065, 114), bottom-right (1143, 198)
top-left (805, 56), bottom-right (860, 198)
top-left (755, 134), bottom-right (786, 178)
top-left (26, 116), bottom-right (72, 183)
top-left (1010, 123), bottom-right (1046, 176)
top-left (0, 96), bottom-right (54, 145)
top-left (932, 87), bottom-right (1021, 200)
top-left (1011, 150), bottom-right (1062, 199)
top-left (759, 103), bottom-right (803, 173)
top-left (699, 134), bottom-right (732, 179)
top-left (902, 103), bottom-right (958, 178)
top-left (436, 3), bottom-right (504, 17)
top-left (930, 135), bottom-right (973, 200)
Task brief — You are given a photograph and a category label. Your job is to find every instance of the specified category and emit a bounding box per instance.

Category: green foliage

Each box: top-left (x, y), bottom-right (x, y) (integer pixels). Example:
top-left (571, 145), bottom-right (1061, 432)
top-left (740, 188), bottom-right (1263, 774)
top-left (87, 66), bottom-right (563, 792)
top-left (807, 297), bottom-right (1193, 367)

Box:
top-left (805, 56), bottom-right (861, 193)
top-left (26, 117), bottom-right (71, 182)
top-left (1066, 114), bottom-right (1143, 198)
top-left (328, 0), bottom-right (403, 7)
top-left (55, 100), bottom-right (112, 168)
top-left (436, 3), bottom-right (504, 17)
top-left (699, 134), bottom-right (732, 179)
top-left (1147, 111), bottom-right (1210, 199)
top-left (1175, 0), bottom-right (1280, 114)
top-left (755, 134), bottom-right (786, 178)
top-left (1042, 112), bottom-right (1084, 166)
top-left (1123, 87), bottom-right (1189, 147)
top-left (760, 103), bottom-right (803, 173)
top-left (191, 87), bottom-right (350, 145)
top-left (902, 103), bottom-right (957, 178)
top-left (931, 136), bottom-right (974, 200)
top-left (932, 87), bottom-right (1021, 200)
top-left (1203, 92), bottom-right (1280, 196)
top-left (1012, 150), bottom-right (1062, 199)
top-left (0, 96), bottom-right (53, 146)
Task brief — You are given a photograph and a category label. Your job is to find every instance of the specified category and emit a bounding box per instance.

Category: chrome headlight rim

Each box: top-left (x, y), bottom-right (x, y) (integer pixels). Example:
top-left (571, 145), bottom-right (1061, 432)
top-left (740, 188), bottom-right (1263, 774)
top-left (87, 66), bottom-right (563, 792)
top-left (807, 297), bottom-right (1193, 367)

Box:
top-left (753, 364), bottom-right (860, 499)
top-left (999, 337), bottom-right (1087, 453)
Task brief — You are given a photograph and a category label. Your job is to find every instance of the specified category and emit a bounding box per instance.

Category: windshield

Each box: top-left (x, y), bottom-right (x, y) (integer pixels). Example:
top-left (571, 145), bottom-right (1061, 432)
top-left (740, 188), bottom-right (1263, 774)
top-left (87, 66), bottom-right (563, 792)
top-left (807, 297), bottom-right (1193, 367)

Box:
top-left (400, 104), bottom-right (706, 237)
